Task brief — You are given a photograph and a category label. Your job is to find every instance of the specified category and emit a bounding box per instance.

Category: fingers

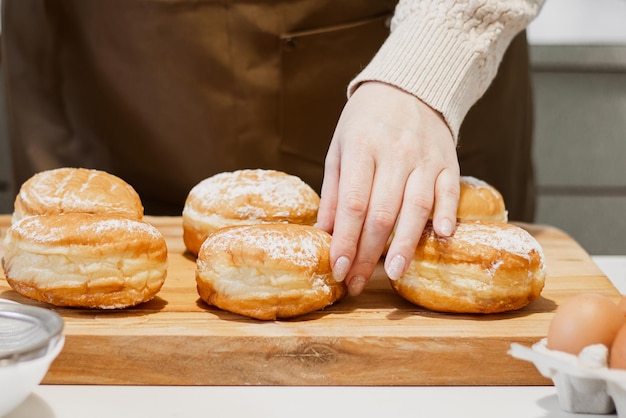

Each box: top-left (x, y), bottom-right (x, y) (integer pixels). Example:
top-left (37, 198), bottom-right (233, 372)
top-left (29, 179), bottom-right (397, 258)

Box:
top-left (431, 167), bottom-right (460, 238)
top-left (340, 158), bottom-right (406, 296)
top-left (327, 148), bottom-right (375, 295)
top-left (384, 170), bottom-right (435, 280)
top-left (384, 167), bottom-right (460, 281)
top-left (316, 140), bottom-right (340, 234)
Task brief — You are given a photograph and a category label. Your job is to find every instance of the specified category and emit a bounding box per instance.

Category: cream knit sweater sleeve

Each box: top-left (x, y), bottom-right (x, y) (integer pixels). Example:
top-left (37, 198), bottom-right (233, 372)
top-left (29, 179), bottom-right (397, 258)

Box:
top-left (348, 0), bottom-right (545, 141)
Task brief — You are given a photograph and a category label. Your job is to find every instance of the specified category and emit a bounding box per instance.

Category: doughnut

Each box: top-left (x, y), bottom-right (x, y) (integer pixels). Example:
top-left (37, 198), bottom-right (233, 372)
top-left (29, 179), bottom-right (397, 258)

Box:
top-left (13, 167), bottom-right (143, 223)
top-left (457, 176), bottom-right (508, 222)
top-left (2, 213), bottom-right (168, 309)
top-left (390, 220), bottom-right (546, 314)
top-left (195, 223), bottom-right (346, 320)
top-left (183, 169), bottom-right (320, 256)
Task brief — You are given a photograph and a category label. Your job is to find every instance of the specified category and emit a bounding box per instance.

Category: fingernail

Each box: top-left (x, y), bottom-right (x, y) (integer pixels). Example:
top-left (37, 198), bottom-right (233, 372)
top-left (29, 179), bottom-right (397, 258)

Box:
top-left (348, 275), bottom-right (367, 296)
top-left (439, 218), bottom-right (454, 236)
top-left (386, 254), bottom-right (406, 280)
top-left (332, 256), bottom-right (350, 282)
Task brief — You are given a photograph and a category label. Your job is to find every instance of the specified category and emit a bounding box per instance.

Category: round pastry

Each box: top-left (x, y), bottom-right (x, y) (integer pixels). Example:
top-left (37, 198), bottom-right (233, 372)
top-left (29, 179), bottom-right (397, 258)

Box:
top-left (390, 220), bottom-right (546, 314)
top-left (183, 169), bottom-right (320, 256)
top-left (13, 167), bottom-right (143, 223)
top-left (2, 213), bottom-right (168, 309)
top-left (195, 223), bottom-right (346, 320)
top-left (457, 176), bottom-right (508, 222)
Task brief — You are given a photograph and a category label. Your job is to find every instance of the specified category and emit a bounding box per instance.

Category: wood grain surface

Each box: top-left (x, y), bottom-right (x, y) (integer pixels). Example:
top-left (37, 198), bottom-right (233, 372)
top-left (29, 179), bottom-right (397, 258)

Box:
top-left (0, 215), bottom-right (619, 386)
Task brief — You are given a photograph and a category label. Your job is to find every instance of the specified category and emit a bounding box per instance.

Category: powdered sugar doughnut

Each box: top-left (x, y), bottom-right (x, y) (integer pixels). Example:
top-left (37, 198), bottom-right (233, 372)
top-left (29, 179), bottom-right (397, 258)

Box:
top-left (12, 167), bottom-right (143, 223)
top-left (182, 169), bottom-right (320, 256)
top-left (2, 213), bottom-right (168, 309)
top-left (390, 220), bottom-right (546, 313)
top-left (195, 223), bottom-right (346, 320)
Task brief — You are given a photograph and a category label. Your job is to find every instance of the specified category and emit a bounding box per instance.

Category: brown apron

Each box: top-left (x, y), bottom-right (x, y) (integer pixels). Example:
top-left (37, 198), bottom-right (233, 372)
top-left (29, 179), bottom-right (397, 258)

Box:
top-left (1, 0), bottom-right (534, 221)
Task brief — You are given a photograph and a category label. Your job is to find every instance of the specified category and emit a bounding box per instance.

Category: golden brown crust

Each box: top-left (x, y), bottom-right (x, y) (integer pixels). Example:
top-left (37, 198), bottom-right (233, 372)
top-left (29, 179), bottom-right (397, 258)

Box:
top-left (13, 167), bottom-right (143, 222)
top-left (390, 220), bottom-right (546, 313)
top-left (182, 169), bottom-right (320, 256)
top-left (2, 213), bottom-right (168, 309)
top-left (182, 228), bottom-right (207, 260)
top-left (457, 176), bottom-right (507, 222)
top-left (195, 223), bottom-right (346, 320)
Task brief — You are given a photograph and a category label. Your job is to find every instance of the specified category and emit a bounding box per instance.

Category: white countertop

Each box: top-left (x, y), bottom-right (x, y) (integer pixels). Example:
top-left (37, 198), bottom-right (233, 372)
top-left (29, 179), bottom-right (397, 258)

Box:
top-left (6, 385), bottom-right (612, 418)
top-left (5, 256), bottom-right (626, 418)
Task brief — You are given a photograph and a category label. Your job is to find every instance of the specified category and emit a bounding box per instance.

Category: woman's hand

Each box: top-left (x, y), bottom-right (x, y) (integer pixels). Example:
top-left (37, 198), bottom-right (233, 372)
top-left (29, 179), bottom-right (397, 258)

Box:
top-left (316, 81), bottom-right (460, 296)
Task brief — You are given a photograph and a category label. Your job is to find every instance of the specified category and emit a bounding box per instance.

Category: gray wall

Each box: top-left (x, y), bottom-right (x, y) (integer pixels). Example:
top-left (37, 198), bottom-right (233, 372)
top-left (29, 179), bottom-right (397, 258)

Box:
top-left (531, 45), bottom-right (626, 255)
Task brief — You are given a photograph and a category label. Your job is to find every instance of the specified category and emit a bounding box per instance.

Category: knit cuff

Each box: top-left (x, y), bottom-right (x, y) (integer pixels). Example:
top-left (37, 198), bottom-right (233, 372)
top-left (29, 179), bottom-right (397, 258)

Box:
top-left (348, 14), bottom-right (499, 142)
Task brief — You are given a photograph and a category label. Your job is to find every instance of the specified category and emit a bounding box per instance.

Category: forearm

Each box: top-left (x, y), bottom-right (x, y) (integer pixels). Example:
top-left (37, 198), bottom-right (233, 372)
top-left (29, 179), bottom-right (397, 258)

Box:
top-left (348, 0), bottom-right (545, 141)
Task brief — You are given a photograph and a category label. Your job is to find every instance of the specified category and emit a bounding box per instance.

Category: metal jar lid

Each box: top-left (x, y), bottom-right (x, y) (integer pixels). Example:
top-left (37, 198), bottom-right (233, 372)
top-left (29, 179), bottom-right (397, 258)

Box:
top-left (0, 301), bottom-right (64, 366)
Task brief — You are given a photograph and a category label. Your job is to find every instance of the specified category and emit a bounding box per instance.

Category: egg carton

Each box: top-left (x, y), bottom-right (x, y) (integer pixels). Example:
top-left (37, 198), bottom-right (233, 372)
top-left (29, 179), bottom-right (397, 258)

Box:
top-left (510, 339), bottom-right (626, 416)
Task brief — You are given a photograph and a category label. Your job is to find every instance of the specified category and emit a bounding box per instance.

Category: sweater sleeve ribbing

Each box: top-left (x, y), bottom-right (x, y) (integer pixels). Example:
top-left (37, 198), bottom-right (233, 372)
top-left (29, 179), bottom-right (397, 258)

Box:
top-left (348, 0), bottom-right (545, 142)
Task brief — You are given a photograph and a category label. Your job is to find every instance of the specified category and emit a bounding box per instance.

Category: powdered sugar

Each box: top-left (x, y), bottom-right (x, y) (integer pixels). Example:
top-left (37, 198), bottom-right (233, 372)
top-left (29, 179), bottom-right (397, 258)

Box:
top-left (88, 218), bottom-right (162, 239)
top-left (8, 215), bottom-right (162, 244)
top-left (447, 222), bottom-right (544, 261)
top-left (461, 175), bottom-right (501, 199)
top-left (487, 259), bottom-right (504, 275)
top-left (461, 175), bottom-right (490, 188)
top-left (188, 169), bottom-right (318, 218)
top-left (204, 225), bottom-right (326, 269)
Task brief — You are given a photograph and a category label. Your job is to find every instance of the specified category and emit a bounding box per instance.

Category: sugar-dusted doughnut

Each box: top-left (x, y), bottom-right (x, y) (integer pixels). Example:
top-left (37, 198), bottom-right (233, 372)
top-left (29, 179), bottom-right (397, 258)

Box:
top-left (2, 213), bottom-right (168, 309)
top-left (195, 223), bottom-right (346, 320)
top-left (183, 169), bottom-right (319, 256)
top-left (390, 220), bottom-right (545, 313)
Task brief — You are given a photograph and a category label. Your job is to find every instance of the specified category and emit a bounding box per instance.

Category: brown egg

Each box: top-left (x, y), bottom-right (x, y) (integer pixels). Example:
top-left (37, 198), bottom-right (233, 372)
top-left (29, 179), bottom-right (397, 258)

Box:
top-left (547, 293), bottom-right (626, 355)
top-left (610, 323), bottom-right (626, 369)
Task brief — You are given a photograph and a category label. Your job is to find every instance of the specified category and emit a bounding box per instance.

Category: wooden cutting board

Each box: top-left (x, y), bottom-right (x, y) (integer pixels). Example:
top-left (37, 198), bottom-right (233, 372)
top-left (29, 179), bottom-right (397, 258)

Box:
top-left (0, 215), bottom-right (620, 386)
